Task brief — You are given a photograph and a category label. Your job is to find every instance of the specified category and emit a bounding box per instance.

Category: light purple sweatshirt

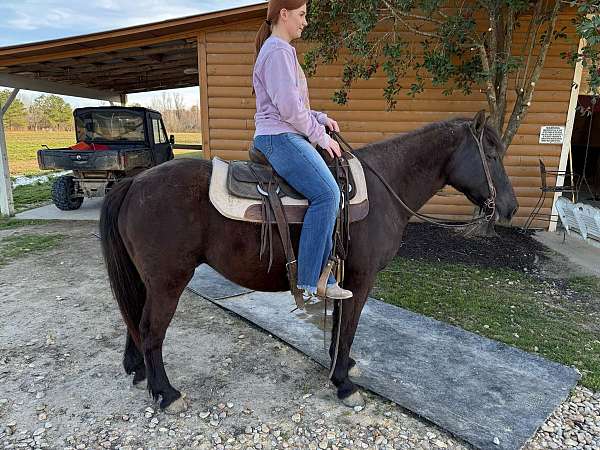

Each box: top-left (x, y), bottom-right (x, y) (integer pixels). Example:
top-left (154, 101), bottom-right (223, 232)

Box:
top-left (253, 35), bottom-right (331, 149)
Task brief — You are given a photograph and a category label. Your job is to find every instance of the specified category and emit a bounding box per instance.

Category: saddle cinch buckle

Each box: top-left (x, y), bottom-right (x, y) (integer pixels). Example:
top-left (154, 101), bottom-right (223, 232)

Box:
top-left (257, 184), bottom-right (280, 197)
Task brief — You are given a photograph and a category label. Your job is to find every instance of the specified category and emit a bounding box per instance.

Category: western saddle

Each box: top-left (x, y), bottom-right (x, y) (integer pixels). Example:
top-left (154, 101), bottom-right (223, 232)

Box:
top-left (209, 133), bottom-right (369, 310)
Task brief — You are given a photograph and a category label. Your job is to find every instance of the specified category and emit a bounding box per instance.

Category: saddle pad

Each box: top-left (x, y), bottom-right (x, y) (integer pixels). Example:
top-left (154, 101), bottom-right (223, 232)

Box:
top-left (209, 156), bottom-right (369, 224)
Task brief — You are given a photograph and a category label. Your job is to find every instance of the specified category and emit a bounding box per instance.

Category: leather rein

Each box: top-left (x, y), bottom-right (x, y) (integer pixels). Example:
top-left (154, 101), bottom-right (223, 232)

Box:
top-left (330, 124), bottom-right (497, 230)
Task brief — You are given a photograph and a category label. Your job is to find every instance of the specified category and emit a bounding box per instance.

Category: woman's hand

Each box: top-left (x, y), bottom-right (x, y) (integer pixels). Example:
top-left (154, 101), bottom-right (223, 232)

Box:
top-left (324, 136), bottom-right (342, 159)
top-left (325, 117), bottom-right (340, 132)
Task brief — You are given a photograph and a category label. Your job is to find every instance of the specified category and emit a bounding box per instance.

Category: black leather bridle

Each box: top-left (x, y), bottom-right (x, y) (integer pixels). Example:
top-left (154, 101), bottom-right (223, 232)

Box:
top-left (330, 122), bottom-right (498, 230)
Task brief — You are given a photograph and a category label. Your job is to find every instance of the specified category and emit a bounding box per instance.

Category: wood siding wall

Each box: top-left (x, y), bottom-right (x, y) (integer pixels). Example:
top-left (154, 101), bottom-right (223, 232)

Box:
top-left (200, 14), bottom-right (578, 227)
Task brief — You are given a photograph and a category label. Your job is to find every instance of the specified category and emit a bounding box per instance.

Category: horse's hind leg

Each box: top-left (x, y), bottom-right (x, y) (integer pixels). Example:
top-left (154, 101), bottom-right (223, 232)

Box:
top-left (140, 270), bottom-right (194, 413)
top-left (123, 332), bottom-right (146, 389)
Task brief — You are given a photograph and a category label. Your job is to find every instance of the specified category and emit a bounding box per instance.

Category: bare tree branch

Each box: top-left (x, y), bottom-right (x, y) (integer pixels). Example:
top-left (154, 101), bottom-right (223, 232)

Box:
top-left (516, 0), bottom-right (544, 93)
top-left (478, 43), bottom-right (498, 121)
top-left (487, 2), bottom-right (500, 130)
top-left (381, 0), bottom-right (444, 39)
top-left (503, 0), bottom-right (561, 147)
top-left (497, 6), bottom-right (515, 133)
top-left (396, 11), bottom-right (445, 26)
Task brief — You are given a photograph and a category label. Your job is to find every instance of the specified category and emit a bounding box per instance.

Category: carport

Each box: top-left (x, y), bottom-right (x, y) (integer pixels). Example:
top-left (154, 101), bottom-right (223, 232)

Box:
top-left (0, 2), bottom-right (266, 216)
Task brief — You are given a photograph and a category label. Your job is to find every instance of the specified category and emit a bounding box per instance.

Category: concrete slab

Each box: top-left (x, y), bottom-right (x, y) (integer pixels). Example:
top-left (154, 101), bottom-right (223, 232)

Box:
top-left (186, 265), bottom-right (580, 450)
top-left (15, 198), bottom-right (102, 221)
top-left (534, 231), bottom-right (600, 277)
top-left (187, 265), bottom-right (253, 300)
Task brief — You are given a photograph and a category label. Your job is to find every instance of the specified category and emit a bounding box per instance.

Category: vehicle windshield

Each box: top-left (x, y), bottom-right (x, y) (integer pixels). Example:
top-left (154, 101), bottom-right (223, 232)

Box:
top-left (75, 110), bottom-right (145, 142)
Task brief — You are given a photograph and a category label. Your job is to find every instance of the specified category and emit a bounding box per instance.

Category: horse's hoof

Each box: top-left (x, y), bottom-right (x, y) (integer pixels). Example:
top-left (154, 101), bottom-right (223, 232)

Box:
top-left (342, 391), bottom-right (365, 408)
top-left (348, 364), bottom-right (361, 378)
top-left (164, 393), bottom-right (188, 414)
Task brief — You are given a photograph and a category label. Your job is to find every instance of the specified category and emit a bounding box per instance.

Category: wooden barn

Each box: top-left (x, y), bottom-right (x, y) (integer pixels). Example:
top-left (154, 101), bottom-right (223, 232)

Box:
top-left (0, 3), bottom-right (593, 228)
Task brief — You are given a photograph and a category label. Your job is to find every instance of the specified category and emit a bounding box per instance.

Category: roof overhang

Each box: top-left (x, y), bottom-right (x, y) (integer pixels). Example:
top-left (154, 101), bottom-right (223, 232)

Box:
top-left (0, 2), bottom-right (267, 98)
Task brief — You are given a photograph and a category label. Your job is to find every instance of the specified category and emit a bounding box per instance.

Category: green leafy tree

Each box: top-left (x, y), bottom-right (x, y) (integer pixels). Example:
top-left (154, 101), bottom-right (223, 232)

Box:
top-left (0, 89), bottom-right (28, 129)
top-left (303, 0), bottom-right (597, 149)
top-left (568, 2), bottom-right (600, 97)
top-left (28, 94), bottom-right (72, 130)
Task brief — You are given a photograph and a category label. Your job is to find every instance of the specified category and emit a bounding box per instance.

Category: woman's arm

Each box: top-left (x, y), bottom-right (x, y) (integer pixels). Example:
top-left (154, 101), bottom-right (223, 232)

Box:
top-left (310, 110), bottom-right (328, 125)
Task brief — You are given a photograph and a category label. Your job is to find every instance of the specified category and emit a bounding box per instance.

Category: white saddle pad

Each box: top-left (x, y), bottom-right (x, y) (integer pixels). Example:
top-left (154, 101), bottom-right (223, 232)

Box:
top-left (209, 156), bottom-right (369, 223)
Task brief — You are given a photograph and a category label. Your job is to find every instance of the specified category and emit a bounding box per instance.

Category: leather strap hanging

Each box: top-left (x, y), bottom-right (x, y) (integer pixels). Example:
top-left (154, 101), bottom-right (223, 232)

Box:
top-left (249, 164), bottom-right (305, 309)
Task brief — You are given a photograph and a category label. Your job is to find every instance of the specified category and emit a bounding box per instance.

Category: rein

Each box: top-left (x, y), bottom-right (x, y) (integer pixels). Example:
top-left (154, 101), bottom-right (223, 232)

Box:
top-left (330, 125), bottom-right (497, 231)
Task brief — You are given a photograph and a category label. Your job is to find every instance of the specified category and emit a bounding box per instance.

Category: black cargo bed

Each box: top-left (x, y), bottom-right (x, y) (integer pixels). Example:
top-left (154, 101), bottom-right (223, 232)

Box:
top-left (37, 146), bottom-right (152, 171)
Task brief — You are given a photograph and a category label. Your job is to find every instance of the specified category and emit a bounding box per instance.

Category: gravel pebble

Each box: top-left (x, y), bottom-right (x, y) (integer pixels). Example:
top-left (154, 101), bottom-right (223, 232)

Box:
top-left (525, 386), bottom-right (600, 449)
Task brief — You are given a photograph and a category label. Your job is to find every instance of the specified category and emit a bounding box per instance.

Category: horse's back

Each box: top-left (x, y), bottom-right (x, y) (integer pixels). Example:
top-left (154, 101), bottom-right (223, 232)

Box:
top-left (134, 157), bottom-right (213, 187)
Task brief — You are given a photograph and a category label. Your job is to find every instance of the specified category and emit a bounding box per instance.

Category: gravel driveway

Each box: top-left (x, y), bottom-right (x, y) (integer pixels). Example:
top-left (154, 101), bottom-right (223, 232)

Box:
top-left (0, 221), bottom-right (597, 449)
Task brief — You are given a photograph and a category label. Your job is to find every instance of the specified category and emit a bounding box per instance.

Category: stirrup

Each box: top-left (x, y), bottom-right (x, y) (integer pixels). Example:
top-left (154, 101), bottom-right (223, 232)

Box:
top-left (316, 259), bottom-right (336, 299)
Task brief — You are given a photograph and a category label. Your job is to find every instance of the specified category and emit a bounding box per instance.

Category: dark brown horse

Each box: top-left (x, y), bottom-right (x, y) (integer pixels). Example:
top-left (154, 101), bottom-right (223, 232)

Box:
top-left (100, 112), bottom-right (518, 412)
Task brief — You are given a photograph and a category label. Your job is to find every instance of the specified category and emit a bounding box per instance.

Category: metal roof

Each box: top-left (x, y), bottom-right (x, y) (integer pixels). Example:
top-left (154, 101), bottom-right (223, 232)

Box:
top-left (0, 3), bottom-right (266, 96)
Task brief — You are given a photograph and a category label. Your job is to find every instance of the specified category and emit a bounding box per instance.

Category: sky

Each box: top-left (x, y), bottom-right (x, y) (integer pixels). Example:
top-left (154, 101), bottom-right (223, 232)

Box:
top-left (0, 0), bottom-right (259, 108)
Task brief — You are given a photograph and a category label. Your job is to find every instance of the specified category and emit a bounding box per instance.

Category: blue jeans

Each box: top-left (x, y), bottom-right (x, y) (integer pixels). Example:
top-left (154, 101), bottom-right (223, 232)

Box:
top-left (254, 133), bottom-right (339, 293)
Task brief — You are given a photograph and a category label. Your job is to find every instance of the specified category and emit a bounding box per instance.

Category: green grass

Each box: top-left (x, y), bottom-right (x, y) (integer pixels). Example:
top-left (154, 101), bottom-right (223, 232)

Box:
top-left (0, 218), bottom-right (50, 230)
top-left (12, 180), bottom-right (53, 212)
top-left (172, 132), bottom-right (203, 160)
top-left (171, 132), bottom-right (202, 145)
top-left (173, 150), bottom-right (204, 160)
top-left (373, 257), bottom-right (600, 390)
top-left (567, 276), bottom-right (600, 297)
top-left (6, 130), bottom-right (74, 176)
top-left (0, 233), bottom-right (65, 266)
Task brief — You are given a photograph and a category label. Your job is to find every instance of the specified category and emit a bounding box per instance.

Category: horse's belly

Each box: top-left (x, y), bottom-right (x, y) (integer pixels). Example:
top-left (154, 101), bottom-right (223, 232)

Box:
top-left (206, 260), bottom-right (291, 292)
top-left (204, 226), bottom-right (294, 292)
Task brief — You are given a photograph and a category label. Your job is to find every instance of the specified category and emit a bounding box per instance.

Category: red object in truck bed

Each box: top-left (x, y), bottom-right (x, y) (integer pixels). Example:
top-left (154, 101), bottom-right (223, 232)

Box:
top-left (69, 141), bottom-right (110, 151)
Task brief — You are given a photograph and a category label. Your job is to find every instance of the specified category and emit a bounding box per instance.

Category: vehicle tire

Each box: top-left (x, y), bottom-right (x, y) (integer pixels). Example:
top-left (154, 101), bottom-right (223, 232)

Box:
top-left (51, 176), bottom-right (83, 211)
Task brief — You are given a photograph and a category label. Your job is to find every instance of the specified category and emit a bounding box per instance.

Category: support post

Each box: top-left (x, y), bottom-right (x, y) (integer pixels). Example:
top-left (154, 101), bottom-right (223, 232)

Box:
top-left (0, 88), bottom-right (20, 217)
top-left (197, 32), bottom-right (211, 159)
top-left (549, 39), bottom-right (584, 232)
top-left (120, 94), bottom-right (128, 106)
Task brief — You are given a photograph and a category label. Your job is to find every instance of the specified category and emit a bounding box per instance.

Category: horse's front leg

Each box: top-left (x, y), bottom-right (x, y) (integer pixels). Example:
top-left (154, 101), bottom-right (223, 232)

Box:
top-left (328, 277), bottom-right (372, 408)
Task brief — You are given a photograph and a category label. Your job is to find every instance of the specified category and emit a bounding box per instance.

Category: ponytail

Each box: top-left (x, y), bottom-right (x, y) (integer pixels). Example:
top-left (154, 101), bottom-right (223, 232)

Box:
top-left (254, 20), bottom-right (272, 60)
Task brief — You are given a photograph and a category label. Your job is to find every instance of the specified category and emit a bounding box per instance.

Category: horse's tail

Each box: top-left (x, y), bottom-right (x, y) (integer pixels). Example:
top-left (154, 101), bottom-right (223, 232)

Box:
top-left (99, 178), bottom-right (145, 348)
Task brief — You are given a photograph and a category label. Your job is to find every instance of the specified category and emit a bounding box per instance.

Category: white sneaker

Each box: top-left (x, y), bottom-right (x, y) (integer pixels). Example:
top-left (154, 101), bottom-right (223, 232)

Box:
top-left (325, 282), bottom-right (353, 300)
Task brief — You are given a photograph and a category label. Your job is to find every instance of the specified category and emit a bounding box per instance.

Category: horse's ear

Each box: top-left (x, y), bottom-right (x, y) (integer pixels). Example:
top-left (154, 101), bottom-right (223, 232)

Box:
top-left (471, 110), bottom-right (487, 135)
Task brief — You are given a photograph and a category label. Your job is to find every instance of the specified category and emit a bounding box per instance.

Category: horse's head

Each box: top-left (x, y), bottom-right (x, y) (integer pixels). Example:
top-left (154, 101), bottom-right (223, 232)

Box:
top-left (445, 111), bottom-right (518, 223)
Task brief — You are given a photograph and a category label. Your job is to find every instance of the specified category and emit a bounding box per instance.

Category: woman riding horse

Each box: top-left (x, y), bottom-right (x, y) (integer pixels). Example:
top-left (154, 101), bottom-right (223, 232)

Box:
top-left (253, 0), bottom-right (352, 300)
top-left (100, 108), bottom-right (517, 412)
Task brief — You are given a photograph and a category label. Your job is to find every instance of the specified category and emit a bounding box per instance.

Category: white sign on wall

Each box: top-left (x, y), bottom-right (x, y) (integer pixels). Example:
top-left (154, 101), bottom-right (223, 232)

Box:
top-left (539, 126), bottom-right (565, 144)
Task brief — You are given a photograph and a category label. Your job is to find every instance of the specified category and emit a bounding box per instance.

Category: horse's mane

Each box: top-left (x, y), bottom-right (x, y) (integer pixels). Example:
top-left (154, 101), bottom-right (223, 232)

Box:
top-left (357, 117), bottom-right (504, 157)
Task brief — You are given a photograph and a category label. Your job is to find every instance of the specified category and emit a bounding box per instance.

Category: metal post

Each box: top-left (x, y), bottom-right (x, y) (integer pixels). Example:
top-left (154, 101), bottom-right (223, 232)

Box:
top-left (0, 88), bottom-right (20, 217)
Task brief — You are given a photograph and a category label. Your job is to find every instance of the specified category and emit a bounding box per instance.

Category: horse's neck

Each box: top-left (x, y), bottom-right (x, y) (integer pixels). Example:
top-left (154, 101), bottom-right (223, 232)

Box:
top-left (359, 126), bottom-right (458, 214)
